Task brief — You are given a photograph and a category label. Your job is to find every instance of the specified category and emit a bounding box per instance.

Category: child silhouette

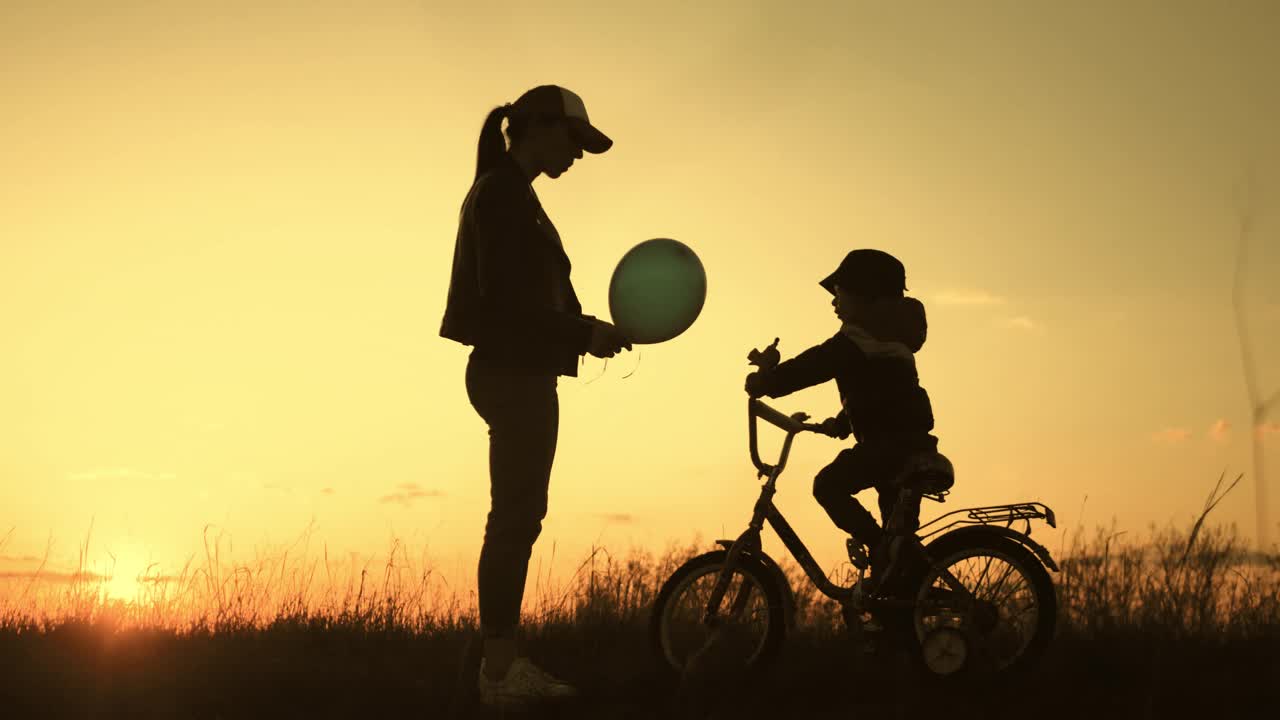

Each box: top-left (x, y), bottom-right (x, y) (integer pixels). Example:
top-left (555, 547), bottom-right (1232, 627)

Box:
top-left (745, 249), bottom-right (940, 587)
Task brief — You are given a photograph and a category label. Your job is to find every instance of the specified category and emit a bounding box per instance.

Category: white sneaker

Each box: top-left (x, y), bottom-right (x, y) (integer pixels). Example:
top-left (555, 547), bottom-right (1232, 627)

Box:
top-left (477, 656), bottom-right (579, 708)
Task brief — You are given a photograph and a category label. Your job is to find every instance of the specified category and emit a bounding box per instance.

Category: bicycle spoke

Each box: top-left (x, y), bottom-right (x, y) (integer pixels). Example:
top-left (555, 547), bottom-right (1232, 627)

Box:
top-left (662, 566), bottom-right (773, 672)
top-left (993, 578), bottom-right (1032, 606)
top-left (975, 553), bottom-right (995, 592)
top-left (981, 562), bottom-right (1018, 603)
top-left (915, 548), bottom-right (1043, 672)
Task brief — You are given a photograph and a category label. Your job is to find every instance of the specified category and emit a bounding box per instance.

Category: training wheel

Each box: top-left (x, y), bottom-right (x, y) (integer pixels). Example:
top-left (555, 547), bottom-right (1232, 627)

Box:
top-left (921, 627), bottom-right (968, 676)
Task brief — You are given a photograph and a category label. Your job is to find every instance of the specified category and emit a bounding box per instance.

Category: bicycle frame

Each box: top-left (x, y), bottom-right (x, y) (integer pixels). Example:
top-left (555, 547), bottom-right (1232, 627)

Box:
top-left (703, 398), bottom-right (1057, 623)
top-left (702, 399), bottom-right (861, 623)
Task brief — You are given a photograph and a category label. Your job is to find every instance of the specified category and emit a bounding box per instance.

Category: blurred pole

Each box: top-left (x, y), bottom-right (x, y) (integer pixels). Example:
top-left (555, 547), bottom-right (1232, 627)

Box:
top-left (1231, 166), bottom-right (1273, 554)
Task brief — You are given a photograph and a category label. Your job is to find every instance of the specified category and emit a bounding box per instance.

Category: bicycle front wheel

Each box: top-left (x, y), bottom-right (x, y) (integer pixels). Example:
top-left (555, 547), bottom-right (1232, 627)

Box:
top-left (649, 550), bottom-right (787, 679)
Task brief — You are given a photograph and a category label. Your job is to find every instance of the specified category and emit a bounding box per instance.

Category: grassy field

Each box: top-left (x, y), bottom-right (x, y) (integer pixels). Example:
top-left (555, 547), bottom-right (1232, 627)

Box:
top-left (2, 512), bottom-right (1278, 719)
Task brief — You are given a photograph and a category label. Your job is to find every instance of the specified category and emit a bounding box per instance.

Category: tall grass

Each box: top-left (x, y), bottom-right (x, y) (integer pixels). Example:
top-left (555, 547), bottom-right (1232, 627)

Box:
top-left (1054, 473), bottom-right (1280, 642)
top-left (3, 486), bottom-right (1278, 717)
top-left (1, 472), bottom-right (1277, 646)
top-left (2, 516), bottom-right (1277, 643)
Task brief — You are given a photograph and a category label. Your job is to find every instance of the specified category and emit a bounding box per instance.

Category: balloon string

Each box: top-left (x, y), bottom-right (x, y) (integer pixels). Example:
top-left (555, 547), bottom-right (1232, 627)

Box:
top-left (584, 357), bottom-right (608, 384)
top-left (622, 348), bottom-right (642, 379)
top-left (583, 348), bottom-right (642, 384)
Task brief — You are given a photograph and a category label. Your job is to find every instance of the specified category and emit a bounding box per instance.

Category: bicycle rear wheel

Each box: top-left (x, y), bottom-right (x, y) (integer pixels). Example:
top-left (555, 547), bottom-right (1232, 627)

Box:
top-left (649, 550), bottom-right (787, 679)
top-left (907, 533), bottom-right (1056, 682)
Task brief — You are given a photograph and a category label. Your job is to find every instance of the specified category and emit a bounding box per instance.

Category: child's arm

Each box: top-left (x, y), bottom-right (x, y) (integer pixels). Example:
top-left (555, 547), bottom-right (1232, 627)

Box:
top-left (746, 333), bottom-right (862, 399)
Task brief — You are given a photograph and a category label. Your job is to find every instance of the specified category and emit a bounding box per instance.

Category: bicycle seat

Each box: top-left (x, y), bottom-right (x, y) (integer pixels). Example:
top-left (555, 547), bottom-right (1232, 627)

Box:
top-left (894, 451), bottom-right (955, 498)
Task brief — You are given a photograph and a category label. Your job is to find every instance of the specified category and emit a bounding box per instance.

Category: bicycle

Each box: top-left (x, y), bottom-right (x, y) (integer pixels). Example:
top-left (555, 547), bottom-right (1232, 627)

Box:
top-left (648, 341), bottom-right (1060, 683)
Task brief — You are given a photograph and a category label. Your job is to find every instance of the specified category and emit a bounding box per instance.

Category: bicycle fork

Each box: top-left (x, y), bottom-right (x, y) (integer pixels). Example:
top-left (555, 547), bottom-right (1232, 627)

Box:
top-left (701, 485), bottom-right (776, 626)
top-left (701, 527), bottom-right (763, 626)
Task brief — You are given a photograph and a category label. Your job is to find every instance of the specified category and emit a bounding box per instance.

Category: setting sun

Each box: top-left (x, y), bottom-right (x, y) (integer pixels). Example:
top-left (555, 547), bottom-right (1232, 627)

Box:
top-left (103, 543), bottom-right (155, 602)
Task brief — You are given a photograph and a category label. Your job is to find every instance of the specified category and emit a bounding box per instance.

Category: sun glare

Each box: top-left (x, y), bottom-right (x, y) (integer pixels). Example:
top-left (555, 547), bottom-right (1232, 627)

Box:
top-left (104, 544), bottom-right (154, 602)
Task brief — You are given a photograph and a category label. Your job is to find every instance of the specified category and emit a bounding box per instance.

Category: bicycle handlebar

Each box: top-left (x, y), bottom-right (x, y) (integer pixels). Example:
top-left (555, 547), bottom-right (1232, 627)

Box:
top-left (752, 399), bottom-right (806, 433)
top-left (746, 339), bottom-right (829, 476)
top-left (748, 398), bottom-right (826, 477)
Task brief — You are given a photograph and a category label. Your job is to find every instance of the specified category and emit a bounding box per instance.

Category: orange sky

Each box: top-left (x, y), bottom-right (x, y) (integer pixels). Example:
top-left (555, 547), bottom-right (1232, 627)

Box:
top-left (3, 0), bottom-right (1279, 602)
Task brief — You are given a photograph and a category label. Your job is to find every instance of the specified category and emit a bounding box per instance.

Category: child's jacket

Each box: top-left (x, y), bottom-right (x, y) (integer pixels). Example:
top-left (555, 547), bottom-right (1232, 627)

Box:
top-left (752, 298), bottom-right (934, 443)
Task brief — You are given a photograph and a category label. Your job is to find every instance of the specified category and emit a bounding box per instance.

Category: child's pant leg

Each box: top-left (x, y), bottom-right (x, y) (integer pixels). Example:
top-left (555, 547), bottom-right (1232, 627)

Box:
top-left (875, 434), bottom-right (938, 534)
top-left (876, 483), bottom-right (921, 534)
top-left (812, 446), bottom-right (899, 546)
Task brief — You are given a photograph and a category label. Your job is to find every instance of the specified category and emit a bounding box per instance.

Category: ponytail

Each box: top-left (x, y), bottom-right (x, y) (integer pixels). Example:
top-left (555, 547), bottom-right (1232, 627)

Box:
top-left (474, 104), bottom-right (511, 182)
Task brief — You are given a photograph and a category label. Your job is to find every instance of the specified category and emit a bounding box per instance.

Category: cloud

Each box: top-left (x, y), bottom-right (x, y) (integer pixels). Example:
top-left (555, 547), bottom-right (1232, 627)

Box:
top-left (0, 569), bottom-right (182, 583)
top-left (1257, 422), bottom-right (1280, 439)
top-left (0, 555), bottom-right (42, 564)
top-left (320, 487), bottom-right (335, 496)
top-left (0, 570), bottom-right (104, 582)
top-left (932, 290), bottom-right (1006, 306)
top-left (1000, 316), bottom-right (1043, 332)
top-left (1152, 428), bottom-right (1192, 443)
top-left (596, 513), bottom-right (635, 524)
top-left (1209, 419), bottom-right (1231, 442)
top-left (67, 468), bottom-right (176, 482)
top-left (0, 555), bottom-right (44, 574)
top-left (378, 485), bottom-right (444, 507)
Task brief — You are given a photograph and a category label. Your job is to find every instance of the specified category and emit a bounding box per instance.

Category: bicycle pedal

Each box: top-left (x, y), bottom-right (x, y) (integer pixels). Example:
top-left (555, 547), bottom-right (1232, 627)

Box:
top-left (845, 538), bottom-right (870, 570)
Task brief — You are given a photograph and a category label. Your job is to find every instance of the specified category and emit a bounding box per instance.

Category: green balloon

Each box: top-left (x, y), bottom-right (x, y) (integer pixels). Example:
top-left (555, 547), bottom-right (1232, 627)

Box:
top-left (608, 238), bottom-right (707, 344)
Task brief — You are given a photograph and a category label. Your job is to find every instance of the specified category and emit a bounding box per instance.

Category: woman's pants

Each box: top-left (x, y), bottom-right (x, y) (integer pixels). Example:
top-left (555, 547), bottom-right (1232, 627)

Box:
top-left (465, 355), bottom-right (559, 640)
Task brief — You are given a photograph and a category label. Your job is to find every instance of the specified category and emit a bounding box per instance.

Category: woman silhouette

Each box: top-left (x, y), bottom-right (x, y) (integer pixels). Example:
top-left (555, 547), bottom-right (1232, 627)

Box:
top-left (440, 85), bottom-right (631, 708)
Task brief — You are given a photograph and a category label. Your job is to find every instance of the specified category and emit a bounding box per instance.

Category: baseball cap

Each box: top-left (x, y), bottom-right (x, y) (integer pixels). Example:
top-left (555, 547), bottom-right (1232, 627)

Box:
top-left (509, 85), bottom-right (613, 154)
top-left (820, 249), bottom-right (908, 297)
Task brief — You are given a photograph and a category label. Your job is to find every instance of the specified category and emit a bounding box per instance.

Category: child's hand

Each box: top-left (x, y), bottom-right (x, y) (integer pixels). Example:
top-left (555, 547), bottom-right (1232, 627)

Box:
top-left (817, 416), bottom-right (851, 439)
top-left (747, 338), bottom-right (780, 370)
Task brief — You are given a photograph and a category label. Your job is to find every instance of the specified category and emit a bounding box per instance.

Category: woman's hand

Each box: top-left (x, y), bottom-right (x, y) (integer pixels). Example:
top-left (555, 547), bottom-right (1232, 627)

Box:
top-left (587, 319), bottom-right (632, 359)
top-left (744, 371), bottom-right (769, 398)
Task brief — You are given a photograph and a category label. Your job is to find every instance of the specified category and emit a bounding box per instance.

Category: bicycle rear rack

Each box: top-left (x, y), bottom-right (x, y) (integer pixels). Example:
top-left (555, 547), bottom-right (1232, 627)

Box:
top-left (916, 501), bottom-right (1056, 541)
